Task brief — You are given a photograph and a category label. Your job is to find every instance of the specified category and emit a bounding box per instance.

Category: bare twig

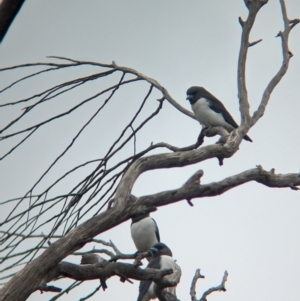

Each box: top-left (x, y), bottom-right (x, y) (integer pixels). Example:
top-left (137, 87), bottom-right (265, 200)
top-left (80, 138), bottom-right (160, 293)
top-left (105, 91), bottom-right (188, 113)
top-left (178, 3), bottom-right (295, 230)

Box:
top-left (199, 271), bottom-right (228, 301)
top-left (248, 38), bottom-right (262, 47)
top-left (190, 269), bottom-right (205, 301)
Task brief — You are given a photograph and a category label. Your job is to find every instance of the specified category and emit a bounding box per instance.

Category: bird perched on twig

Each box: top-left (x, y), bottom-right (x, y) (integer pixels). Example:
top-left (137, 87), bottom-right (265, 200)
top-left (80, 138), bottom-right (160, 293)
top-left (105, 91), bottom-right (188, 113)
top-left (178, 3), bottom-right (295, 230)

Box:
top-left (186, 86), bottom-right (252, 143)
top-left (131, 213), bottom-right (160, 261)
top-left (137, 242), bottom-right (181, 301)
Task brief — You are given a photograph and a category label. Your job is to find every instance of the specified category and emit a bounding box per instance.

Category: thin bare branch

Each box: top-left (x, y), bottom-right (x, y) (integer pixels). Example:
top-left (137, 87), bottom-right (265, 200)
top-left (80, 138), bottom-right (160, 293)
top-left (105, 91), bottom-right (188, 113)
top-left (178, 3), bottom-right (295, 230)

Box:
top-left (199, 271), bottom-right (228, 301)
top-left (251, 0), bottom-right (298, 126)
top-left (190, 269), bottom-right (205, 301)
top-left (248, 38), bottom-right (263, 47)
top-left (48, 281), bottom-right (81, 301)
top-left (237, 0), bottom-right (268, 135)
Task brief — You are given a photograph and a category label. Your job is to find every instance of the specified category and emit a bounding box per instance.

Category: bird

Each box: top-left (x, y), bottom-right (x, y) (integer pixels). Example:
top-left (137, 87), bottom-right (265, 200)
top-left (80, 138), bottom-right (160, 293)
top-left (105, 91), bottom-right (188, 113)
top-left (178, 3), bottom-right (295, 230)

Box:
top-left (137, 242), bottom-right (180, 301)
top-left (186, 86), bottom-right (252, 142)
top-left (131, 212), bottom-right (160, 261)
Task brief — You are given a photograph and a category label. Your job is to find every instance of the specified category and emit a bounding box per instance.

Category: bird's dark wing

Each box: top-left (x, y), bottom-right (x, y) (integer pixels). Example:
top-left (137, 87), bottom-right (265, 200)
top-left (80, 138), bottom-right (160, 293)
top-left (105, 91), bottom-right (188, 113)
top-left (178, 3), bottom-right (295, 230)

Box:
top-left (205, 91), bottom-right (253, 141)
top-left (137, 257), bottom-right (161, 301)
top-left (209, 97), bottom-right (253, 141)
top-left (208, 98), bottom-right (253, 141)
top-left (137, 280), bottom-right (152, 301)
top-left (151, 218), bottom-right (160, 242)
top-left (200, 89), bottom-right (238, 128)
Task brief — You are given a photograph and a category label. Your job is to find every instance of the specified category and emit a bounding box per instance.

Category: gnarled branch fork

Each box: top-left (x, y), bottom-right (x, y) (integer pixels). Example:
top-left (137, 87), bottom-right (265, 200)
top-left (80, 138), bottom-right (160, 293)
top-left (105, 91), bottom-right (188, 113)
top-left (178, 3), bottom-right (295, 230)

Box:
top-left (190, 269), bottom-right (228, 301)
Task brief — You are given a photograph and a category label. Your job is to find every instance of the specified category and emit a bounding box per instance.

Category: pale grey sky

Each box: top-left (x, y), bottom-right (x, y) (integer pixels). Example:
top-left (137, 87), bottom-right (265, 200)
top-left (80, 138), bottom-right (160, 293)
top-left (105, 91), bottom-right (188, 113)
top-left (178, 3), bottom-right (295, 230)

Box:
top-left (0, 1), bottom-right (300, 301)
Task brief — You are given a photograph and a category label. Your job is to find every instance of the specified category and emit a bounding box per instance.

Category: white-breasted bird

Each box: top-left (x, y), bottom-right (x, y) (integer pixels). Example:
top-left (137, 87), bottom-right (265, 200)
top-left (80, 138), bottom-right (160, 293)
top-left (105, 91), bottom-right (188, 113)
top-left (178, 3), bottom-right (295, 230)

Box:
top-left (137, 242), bottom-right (180, 301)
top-left (186, 86), bottom-right (252, 142)
top-left (131, 213), bottom-right (160, 261)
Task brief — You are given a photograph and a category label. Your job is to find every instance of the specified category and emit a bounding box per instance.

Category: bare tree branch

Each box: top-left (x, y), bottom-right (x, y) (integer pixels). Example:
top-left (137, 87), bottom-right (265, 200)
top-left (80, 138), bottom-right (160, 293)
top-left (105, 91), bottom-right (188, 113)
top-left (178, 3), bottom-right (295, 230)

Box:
top-left (235, 0), bottom-right (270, 144)
top-left (238, 0), bottom-right (268, 127)
top-left (251, 0), bottom-right (299, 126)
top-left (190, 269), bottom-right (205, 301)
top-left (199, 271), bottom-right (228, 301)
top-left (189, 269), bottom-right (227, 301)
top-left (48, 260), bottom-right (174, 284)
top-left (109, 60), bottom-right (194, 119)
top-left (137, 165), bottom-right (300, 208)
top-left (0, 57), bottom-right (192, 120)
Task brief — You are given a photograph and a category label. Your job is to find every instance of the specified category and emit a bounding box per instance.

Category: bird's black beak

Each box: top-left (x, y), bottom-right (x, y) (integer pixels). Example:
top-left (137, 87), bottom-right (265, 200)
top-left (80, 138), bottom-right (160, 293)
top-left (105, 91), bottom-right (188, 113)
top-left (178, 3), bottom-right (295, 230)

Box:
top-left (150, 247), bottom-right (158, 254)
top-left (186, 94), bottom-right (193, 100)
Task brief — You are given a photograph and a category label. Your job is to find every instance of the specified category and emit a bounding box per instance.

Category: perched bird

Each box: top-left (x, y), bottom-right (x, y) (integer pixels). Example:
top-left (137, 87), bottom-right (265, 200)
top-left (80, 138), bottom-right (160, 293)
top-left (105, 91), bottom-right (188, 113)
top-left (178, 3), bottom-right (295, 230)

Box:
top-left (186, 86), bottom-right (252, 142)
top-left (131, 213), bottom-right (160, 261)
top-left (137, 243), bottom-right (180, 301)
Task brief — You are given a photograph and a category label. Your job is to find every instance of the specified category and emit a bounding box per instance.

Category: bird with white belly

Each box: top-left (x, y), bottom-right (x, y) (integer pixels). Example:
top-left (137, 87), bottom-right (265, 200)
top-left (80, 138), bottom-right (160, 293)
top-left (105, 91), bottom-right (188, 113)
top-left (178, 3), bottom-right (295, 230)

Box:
top-left (186, 86), bottom-right (252, 144)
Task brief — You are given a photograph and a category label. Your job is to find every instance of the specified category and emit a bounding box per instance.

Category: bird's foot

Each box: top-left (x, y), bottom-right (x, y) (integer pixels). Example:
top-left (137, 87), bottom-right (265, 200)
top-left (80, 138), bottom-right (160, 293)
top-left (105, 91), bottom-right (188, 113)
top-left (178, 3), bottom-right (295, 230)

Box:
top-left (195, 127), bottom-right (208, 148)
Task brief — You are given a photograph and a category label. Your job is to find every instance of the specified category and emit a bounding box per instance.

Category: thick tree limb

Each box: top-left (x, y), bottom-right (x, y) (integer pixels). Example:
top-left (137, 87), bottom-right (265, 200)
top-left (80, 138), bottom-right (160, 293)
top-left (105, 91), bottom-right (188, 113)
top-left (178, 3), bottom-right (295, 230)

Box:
top-left (137, 166), bottom-right (300, 208)
top-left (0, 0), bottom-right (26, 43)
top-left (114, 143), bottom-right (239, 207)
top-left (47, 261), bottom-right (173, 284)
top-left (47, 252), bottom-right (175, 295)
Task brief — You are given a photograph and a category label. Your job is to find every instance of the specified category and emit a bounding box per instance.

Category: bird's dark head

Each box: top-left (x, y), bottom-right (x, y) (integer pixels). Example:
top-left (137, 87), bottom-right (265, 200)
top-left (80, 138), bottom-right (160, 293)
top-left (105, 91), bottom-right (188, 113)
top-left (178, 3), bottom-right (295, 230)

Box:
top-left (150, 242), bottom-right (173, 257)
top-left (186, 86), bottom-right (207, 105)
top-left (131, 212), bottom-right (150, 224)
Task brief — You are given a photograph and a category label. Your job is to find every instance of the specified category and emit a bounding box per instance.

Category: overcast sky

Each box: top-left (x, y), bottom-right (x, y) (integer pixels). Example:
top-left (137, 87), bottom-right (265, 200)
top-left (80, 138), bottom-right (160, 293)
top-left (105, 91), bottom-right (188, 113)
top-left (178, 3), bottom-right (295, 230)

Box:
top-left (1, 1), bottom-right (300, 301)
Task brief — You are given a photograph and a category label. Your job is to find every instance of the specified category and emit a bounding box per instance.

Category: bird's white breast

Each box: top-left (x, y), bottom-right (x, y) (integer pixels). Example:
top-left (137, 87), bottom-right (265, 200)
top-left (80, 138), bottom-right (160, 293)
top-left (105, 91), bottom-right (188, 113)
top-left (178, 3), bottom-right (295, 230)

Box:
top-left (145, 256), bottom-right (176, 301)
top-left (192, 97), bottom-right (233, 131)
top-left (156, 256), bottom-right (177, 297)
top-left (140, 256), bottom-right (179, 301)
top-left (131, 217), bottom-right (158, 252)
top-left (159, 255), bottom-right (176, 281)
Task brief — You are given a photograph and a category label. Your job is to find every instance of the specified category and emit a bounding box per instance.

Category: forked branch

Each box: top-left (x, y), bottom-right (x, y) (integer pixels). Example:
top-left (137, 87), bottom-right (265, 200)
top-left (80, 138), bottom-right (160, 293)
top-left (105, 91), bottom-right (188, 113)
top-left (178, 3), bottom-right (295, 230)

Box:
top-left (237, 0), bottom-right (299, 139)
top-left (190, 269), bottom-right (228, 301)
top-left (251, 0), bottom-right (299, 126)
